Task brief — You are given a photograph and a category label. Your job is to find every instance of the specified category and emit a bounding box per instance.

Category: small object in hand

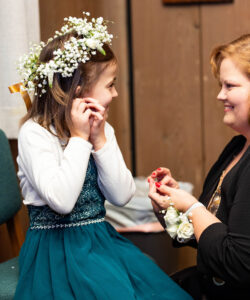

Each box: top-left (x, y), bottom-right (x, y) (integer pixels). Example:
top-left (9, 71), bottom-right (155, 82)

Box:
top-left (155, 182), bottom-right (161, 188)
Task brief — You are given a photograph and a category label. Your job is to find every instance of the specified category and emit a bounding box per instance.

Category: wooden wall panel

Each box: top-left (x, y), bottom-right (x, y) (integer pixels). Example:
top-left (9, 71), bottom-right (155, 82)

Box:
top-left (201, 0), bottom-right (250, 174)
top-left (39, 0), bottom-right (132, 169)
top-left (131, 0), bottom-right (203, 196)
top-left (131, 0), bottom-right (202, 270)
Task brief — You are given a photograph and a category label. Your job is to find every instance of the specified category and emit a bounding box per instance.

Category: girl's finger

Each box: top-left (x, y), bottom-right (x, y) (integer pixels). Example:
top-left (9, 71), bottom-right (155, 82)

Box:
top-left (87, 103), bottom-right (105, 114)
top-left (90, 111), bottom-right (104, 121)
top-left (82, 97), bottom-right (98, 104)
top-left (78, 101), bottom-right (88, 113)
top-left (72, 98), bottom-right (87, 113)
top-left (82, 108), bottom-right (92, 121)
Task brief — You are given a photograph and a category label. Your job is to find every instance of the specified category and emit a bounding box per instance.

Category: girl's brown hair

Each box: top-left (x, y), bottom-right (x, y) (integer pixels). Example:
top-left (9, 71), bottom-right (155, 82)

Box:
top-left (21, 30), bottom-right (116, 141)
top-left (210, 34), bottom-right (250, 80)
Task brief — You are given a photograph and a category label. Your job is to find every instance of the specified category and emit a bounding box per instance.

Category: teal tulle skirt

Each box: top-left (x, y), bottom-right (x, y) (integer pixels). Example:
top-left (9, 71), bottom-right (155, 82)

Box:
top-left (14, 221), bottom-right (192, 300)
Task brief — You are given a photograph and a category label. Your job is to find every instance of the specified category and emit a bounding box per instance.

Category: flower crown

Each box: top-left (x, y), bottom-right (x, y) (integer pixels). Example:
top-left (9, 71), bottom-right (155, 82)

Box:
top-left (17, 12), bottom-right (113, 97)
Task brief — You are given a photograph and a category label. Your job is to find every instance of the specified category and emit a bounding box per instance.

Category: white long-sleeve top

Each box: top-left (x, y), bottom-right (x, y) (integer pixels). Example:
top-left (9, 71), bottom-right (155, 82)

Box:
top-left (17, 119), bottom-right (136, 215)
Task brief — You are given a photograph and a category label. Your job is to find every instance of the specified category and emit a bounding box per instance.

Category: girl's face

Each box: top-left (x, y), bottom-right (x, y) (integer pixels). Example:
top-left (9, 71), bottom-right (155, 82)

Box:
top-left (85, 63), bottom-right (118, 113)
top-left (217, 58), bottom-right (250, 134)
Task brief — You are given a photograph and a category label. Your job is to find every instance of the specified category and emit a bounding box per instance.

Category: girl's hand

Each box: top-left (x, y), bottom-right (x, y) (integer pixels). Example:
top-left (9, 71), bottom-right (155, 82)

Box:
top-left (85, 97), bottom-right (107, 151)
top-left (69, 98), bottom-right (95, 140)
top-left (148, 177), bottom-right (197, 213)
top-left (150, 167), bottom-right (179, 188)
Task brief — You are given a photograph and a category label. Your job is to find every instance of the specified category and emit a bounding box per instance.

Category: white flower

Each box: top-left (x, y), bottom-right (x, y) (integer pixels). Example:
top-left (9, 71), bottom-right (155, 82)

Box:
top-left (164, 206), bottom-right (179, 225)
top-left (166, 224), bottom-right (178, 239)
top-left (96, 17), bottom-right (103, 25)
top-left (163, 204), bottom-right (194, 243)
top-left (86, 38), bottom-right (98, 49)
top-left (179, 213), bottom-right (189, 224)
top-left (177, 222), bottom-right (194, 241)
top-left (17, 11), bottom-right (113, 96)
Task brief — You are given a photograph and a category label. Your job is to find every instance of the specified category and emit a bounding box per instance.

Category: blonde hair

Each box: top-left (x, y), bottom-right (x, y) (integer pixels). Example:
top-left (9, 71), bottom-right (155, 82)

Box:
top-left (211, 34), bottom-right (250, 123)
top-left (210, 34), bottom-right (250, 80)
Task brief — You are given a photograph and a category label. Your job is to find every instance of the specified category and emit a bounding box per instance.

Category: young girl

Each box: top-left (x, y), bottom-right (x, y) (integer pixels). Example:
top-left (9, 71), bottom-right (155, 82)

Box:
top-left (14, 13), bottom-right (191, 300)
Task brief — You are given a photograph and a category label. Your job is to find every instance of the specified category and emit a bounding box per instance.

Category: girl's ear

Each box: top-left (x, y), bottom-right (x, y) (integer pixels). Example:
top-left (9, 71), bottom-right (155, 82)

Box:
top-left (75, 85), bottom-right (82, 97)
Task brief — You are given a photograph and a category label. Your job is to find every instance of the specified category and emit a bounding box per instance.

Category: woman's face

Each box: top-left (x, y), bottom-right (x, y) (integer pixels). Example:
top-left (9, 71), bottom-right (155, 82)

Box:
top-left (217, 58), bottom-right (250, 134)
top-left (84, 62), bottom-right (118, 115)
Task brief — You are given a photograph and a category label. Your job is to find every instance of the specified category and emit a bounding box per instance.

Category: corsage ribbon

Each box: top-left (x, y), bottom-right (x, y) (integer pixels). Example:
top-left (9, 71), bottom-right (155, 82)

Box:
top-left (8, 83), bottom-right (31, 111)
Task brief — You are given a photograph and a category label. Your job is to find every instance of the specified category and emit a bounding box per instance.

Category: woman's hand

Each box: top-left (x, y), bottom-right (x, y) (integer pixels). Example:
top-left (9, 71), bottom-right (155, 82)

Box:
top-left (150, 167), bottom-right (179, 188)
top-left (148, 177), bottom-right (197, 213)
top-left (69, 98), bottom-right (95, 140)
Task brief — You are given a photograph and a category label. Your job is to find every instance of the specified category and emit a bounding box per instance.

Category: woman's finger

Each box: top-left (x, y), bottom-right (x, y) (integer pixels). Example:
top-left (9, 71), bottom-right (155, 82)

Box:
top-left (160, 175), bottom-right (172, 185)
top-left (160, 175), bottom-right (179, 188)
top-left (148, 176), bottom-right (157, 193)
top-left (149, 191), bottom-right (170, 209)
top-left (151, 167), bottom-right (172, 182)
top-left (155, 182), bottom-right (172, 196)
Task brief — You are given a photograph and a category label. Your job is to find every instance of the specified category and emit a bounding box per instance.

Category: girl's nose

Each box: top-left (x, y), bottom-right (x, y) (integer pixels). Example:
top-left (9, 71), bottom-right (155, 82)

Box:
top-left (112, 88), bottom-right (118, 98)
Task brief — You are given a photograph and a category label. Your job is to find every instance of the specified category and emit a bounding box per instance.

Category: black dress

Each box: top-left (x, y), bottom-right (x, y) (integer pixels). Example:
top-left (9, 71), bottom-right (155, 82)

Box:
top-left (175, 135), bottom-right (250, 299)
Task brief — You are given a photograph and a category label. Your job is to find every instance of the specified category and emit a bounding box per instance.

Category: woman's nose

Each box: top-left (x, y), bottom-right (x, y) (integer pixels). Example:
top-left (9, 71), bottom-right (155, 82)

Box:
top-left (217, 88), bottom-right (227, 101)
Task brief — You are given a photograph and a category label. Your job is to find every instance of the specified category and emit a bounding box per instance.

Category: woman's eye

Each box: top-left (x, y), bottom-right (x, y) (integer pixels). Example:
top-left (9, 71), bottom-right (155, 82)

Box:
top-left (225, 83), bottom-right (234, 89)
top-left (109, 82), bottom-right (115, 88)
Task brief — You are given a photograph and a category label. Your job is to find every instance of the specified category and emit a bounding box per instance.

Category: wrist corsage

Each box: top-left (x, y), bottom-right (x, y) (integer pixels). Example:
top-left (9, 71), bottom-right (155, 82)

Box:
top-left (161, 201), bottom-right (204, 243)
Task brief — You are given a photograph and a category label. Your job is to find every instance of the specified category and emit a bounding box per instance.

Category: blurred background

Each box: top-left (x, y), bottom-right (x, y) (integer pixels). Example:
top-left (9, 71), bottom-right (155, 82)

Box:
top-left (1, 0), bottom-right (250, 274)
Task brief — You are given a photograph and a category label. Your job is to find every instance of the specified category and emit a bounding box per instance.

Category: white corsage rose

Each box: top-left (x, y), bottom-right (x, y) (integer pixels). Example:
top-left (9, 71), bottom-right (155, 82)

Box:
top-left (164, 206), bottom-right (179, 225)
top-left (176, 222), bottom-right (194, 242)
top-left (166, 224), bottom-right (179, 239)
top-left (163, 204), bottom-right (194, 243)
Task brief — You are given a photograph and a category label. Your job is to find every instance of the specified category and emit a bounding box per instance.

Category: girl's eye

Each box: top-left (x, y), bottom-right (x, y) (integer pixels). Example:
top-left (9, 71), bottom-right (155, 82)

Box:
top-left (109, 82), bottom-right (115, 88)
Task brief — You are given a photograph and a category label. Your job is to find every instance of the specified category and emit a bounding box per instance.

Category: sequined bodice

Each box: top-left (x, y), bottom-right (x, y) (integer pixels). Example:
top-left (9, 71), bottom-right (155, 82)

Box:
top-left (28, 155), bottom-right (106, 229)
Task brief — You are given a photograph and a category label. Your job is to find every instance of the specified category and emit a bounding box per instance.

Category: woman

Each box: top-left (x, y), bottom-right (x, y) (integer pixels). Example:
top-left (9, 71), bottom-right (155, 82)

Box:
top-left (148, 34), bottom-right (250, 299)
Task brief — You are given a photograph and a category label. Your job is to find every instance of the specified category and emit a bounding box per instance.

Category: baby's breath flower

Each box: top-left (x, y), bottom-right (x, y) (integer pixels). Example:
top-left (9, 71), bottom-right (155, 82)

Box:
top-left (17, 11), bottom-right (113, 97)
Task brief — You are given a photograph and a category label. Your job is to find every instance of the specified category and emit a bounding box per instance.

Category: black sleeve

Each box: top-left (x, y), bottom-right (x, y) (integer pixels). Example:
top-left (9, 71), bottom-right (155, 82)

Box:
top-left (197, 164), bottom-right (250, 286)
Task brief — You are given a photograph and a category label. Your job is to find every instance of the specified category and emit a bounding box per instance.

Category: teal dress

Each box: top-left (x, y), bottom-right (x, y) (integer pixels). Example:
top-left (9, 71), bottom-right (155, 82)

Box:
top-left (14, 156), bottom-right (192, 300)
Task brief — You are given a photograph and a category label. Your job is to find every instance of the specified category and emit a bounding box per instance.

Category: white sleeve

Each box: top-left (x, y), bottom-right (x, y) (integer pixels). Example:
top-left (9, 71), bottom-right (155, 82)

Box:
top-left (18, 122), bottom-right (92, 214)
top-left (92, 123), bottom-right (136, 206)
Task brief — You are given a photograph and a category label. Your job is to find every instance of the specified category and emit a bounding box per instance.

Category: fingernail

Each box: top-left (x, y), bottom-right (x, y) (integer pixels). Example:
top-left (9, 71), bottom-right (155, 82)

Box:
top-left (157, 168), bottom-right (161, 170)
top-left (155, 182), bottom-right (161, 188)
top-left (147, 177), bottom-right (150, 183)
top-left (152, 172), bottom-right (156, 177)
